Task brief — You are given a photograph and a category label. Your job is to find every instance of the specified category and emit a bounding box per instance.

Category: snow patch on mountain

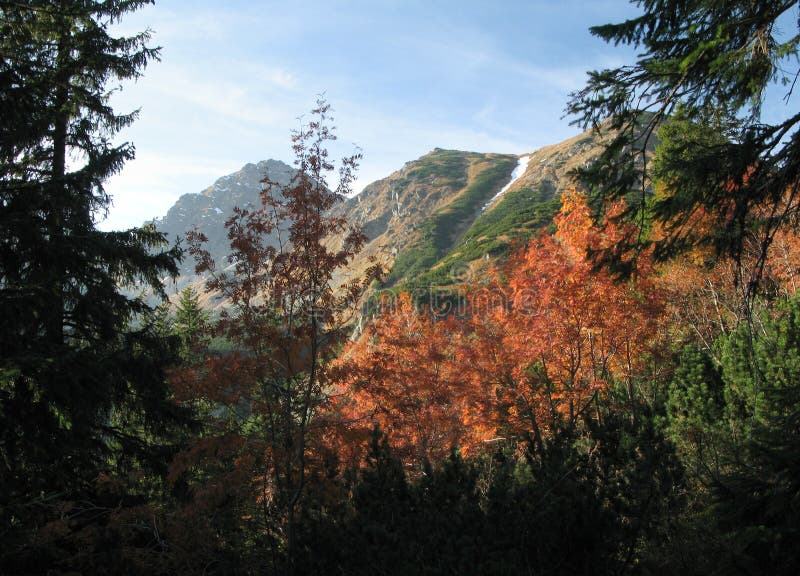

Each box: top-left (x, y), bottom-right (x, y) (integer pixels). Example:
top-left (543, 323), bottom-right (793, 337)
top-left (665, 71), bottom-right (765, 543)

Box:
top-left (482, 155), bottom-right (531, 211)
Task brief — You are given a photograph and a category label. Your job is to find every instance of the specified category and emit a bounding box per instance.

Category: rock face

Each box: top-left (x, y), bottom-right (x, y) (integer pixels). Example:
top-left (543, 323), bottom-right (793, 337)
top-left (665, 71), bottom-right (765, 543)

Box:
top-left (153, 159), bottom-right (296, 279)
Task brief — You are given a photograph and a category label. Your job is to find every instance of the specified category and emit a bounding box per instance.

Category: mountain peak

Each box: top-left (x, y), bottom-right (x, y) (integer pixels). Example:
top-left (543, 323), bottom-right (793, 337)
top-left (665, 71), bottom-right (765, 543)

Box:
top-left (153, 124), bottom-right (613, 297)
top-left (201, 159), bottom-right (293, 198)
top-left (156, 159), bottom-right (297, 278)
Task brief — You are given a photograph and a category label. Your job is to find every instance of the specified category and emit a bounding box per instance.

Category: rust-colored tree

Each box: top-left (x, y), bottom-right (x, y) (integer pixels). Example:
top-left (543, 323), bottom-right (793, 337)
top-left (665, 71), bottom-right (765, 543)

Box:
top-left (171, 98), bottom-right (378, 573)
top-left (653, 178), bottom-right (800, 360)
top-left (329, 293), bottom-right (491, 470)
top-left (331, 191), bottom-right (663, 466)
top-left (467, 191), bottom-right (663, 451)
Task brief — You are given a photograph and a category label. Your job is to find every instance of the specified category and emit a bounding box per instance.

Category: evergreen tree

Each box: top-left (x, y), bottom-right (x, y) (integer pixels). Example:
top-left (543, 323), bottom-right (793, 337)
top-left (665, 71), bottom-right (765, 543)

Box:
top-left (0, 0), bottom-right (188, 564)
top-left (173, 287), bottom-right (209, 359)
top-left (657, 297), bottom-right (800, 574)
top-left (567, 0), bottom-right (800, 281)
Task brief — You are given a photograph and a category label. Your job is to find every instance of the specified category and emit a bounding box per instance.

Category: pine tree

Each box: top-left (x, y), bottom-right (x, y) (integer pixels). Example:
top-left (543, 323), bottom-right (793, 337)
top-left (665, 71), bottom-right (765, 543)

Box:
top-left (567, 0), bottom-right (800, 283)
top-left (658, 297), bottom-right (800, 574)
top-left (173, 287), bottom-right (209, 359)
top-left (0, 0), bottom-right (188, 554)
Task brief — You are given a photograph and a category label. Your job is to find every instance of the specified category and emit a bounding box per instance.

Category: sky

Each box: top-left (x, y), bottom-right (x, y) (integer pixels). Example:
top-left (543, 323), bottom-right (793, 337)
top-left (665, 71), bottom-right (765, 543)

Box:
top-left (99, 0), bottom-right (644, 230)
top-left (99, 0), bottom-right (797, 231)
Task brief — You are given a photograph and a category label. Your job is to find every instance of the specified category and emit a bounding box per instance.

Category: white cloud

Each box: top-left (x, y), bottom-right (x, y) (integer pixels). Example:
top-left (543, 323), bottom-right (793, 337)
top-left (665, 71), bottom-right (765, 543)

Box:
top-left (266, 68), bottom-right (299, 90)
top-left (145, 66), bottom-right (287, 129)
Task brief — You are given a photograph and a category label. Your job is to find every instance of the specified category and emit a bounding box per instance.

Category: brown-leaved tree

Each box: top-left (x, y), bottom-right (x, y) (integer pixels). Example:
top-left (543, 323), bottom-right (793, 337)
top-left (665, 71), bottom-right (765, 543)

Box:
top-left (171, 98), bottom-right (379, 573)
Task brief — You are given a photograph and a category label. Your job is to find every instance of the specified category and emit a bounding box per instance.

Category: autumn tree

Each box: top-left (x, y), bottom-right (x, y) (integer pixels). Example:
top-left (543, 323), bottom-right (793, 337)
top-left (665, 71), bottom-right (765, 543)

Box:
top-left (331, 192), bottom-right (663, 465)
top-left (655, 205), bottom-right (800, 361)
top-left (174, 98), bottom-right (378, 573)
top-left (468, 191), bottom-right (663, 450)
top-left (329, 292), bottom-right (491, 469)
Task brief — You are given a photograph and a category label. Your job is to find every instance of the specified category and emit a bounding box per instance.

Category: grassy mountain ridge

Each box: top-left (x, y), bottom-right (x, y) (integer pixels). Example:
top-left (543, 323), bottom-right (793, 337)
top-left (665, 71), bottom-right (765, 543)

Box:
top-left (380, 154), bottom-right (518, 285)
top-left (386, 126), bottom-right (615, 291)
top-left (329, 149), bottom-right (516, 291)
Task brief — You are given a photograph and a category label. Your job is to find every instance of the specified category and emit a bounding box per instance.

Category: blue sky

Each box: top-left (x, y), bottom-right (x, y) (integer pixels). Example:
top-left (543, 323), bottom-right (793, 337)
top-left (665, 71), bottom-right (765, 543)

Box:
top-left (100, 0), bottom-right (797, 230)
top-left (101, 0), bottom-right (643, 230)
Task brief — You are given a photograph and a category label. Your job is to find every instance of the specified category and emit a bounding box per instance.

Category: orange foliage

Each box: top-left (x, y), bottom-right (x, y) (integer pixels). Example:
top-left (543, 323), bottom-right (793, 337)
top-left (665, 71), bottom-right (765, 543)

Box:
top-left (330, 191), bottom-right (664, 465)
top-left (467, 191), bottom-right (662, 447)
top-left (654, 176), bottom-right (800, 351)
top-left (166, 101), bottom-right (379, 563)
top-left (769, 227), bottom-right (800, 295)
top-left (328, 292), bottom-right (491, 468)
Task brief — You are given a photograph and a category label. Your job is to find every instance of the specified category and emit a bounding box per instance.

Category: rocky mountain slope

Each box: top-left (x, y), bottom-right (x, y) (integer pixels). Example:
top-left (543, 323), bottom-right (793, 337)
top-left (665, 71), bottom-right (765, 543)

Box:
top-left (331, 149), bottom-right (517, 289)
top-left (154, 159), bottom-right (295, 277)
top-left (339, 126), bottom-right (619, 291)
top-left (153, 124), bottom-right (618, 304)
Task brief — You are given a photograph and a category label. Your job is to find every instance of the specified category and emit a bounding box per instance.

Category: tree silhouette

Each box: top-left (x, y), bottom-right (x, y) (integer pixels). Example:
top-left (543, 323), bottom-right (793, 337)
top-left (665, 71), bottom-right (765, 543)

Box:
top-left (0, 1), bottom-right (189, 571)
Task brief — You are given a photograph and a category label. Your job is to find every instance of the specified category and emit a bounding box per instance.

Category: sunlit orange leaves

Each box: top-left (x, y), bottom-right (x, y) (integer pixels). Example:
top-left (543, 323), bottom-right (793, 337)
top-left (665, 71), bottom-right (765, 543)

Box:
top-left (330, 191), bottom-right (664, 465)
top-left (469, 191), bottom-right (662, 445)
top-left (328, 292), bottom-right (489, 469)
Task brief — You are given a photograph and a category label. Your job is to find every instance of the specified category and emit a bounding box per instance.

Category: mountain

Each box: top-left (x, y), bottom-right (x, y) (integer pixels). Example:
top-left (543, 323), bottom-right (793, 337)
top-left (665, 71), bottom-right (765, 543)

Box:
top-left (339, 126), bottom-right (617, 292)
top-left (153, 124), bottom-right (617, 303)
top-left (332, 149), bottom-right (518, 289)
top-left (154, 159), bottom-right (296, 279)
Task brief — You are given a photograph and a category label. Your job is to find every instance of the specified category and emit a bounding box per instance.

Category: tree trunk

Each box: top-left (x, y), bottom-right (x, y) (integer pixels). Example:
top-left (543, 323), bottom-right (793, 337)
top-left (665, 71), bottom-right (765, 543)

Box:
top-left (45, 25), bottom-right (71, 346)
